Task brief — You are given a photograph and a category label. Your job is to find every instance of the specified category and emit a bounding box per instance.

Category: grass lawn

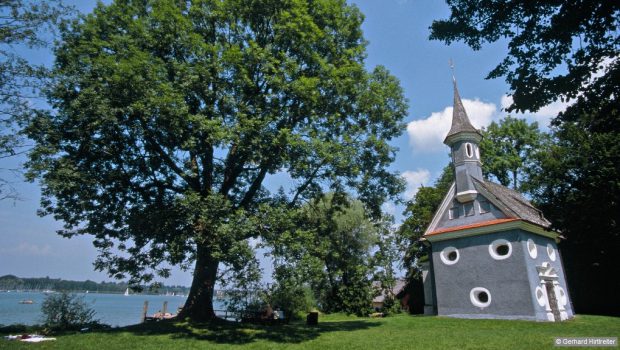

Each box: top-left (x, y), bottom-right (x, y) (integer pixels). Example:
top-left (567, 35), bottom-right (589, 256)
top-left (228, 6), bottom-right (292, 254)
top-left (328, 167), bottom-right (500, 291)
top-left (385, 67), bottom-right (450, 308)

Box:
top-left (1, 314), bottom-right (618, 350)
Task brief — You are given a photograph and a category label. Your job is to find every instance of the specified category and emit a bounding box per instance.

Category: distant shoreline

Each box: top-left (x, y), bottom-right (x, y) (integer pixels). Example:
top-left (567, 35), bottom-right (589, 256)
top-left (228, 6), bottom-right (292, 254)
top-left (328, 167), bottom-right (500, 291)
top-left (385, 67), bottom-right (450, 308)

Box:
top-left (0, 289), bottom-right (185, 296)
top-left (0, 275), bottom-right (189, 296)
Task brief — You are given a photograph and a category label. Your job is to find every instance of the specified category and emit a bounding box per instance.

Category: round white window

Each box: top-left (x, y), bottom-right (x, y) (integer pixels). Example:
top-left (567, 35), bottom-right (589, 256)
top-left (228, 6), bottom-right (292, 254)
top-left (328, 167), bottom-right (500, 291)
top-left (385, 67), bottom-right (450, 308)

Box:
top-left (527, 239), bottom-right (538, 259)
top-left (535, 286), bottom-right (546, 307)
top-left (475, 146), bottom-right (480, 159)
top-left (440, 246), bottom-right (459, 265)
top-left (556, 286), bottom-right (567, 306)
top-left (470, 287), bottom-right (491, 308)
top-left (489, 239), bottom-right (512, 260)
top-left (547, 243), bottom-right (557, 261)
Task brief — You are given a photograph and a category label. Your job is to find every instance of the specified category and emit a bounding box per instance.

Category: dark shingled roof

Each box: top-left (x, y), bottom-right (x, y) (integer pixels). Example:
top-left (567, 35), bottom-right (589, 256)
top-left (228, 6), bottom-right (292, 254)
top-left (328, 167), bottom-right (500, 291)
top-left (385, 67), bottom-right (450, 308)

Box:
top-left (372, 279), bottom-right (407, 303)
top-left (473, 177), bottom-right (552, 228)
top-left (444, 80), bottom-right (482, 143)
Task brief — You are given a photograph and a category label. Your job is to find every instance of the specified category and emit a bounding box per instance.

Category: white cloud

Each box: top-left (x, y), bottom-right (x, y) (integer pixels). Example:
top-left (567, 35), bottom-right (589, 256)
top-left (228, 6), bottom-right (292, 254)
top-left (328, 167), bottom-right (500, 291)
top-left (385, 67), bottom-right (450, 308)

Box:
top-left (407, 98), bottom-right (497, 153)
top-left (500, 95), bottom-right (571, 128)
top-left (402, 169), bottom-right (431, 199)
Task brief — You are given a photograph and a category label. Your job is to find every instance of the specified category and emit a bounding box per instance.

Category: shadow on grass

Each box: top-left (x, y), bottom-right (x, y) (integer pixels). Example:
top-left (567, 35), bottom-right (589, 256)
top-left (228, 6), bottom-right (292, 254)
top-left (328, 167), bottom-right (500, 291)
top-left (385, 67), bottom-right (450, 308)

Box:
top-left (104, 318), bottom-right (381, 345)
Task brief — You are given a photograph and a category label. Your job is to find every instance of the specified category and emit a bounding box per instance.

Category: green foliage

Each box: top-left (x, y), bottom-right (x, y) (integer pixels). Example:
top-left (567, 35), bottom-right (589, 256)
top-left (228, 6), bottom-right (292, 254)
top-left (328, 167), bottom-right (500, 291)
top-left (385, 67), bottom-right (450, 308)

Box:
top-left (25, 0), bottom-right (406, 320)
top-left (531, 120), bottom-right (620, 243)
top-left (0, 0), bottom-right (71, 200)
top-left (221, 257), bottom-right (265, 316)
top-left (398, 165), bottom-right (453, 279)
top-left (479, 116), bottom-right (548, 191)
top-left (370, 215), bottom-right (401, 314)
top-left (528, 109), bottom-right (620, 315)
top-left (303, 195), bottom-right (376, 316)
top-left (430, 1), bottom-right (619, 115)
top-left (268, 284), bottom-right (317, 320)
top-left (266, 194), bottom-right (395, 316)
top-left (40, 292), bottom-right (97, 330)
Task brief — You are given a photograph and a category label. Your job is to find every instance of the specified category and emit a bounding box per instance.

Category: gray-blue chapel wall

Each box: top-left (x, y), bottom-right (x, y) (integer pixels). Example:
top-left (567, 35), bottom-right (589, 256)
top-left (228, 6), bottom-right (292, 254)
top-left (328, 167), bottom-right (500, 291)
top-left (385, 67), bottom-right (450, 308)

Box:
top-left (451, 140), bottom-right (483, 180)
top-left (431, 229), bottom-right (537, 320)
top-left (521, 232), bottom-right (574, 320)
top-left (429, 252), bottom-right (438, 314)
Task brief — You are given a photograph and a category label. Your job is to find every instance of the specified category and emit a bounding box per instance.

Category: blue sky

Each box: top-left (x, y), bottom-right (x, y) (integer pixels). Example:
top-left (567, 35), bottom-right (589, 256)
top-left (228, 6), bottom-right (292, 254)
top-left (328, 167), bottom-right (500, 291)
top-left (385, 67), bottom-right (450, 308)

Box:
top-left (0, 0), bottom-right (567, 286)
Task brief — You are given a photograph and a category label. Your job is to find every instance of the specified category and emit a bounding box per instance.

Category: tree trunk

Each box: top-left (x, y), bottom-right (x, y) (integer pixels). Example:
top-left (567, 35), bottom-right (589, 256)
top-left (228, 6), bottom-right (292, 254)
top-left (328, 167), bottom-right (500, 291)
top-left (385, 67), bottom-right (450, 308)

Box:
top-left (177, 245), bottom-right (219, 322)
top-left (513, 170), bottom-right (518, 190)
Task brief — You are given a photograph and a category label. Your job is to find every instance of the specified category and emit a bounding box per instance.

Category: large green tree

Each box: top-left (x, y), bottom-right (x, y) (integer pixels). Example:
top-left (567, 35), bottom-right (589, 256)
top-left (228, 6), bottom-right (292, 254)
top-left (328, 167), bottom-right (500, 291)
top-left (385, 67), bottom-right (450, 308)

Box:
top-left (26, 0), bottom-right (406, 321)
top-left (0, 0), bottom-right (70, 200)
top-left (479, 116), bottom-right (548, 191)
top-left (430, 1), bottom-right (619, 315)
top-left (398, 165), bottom-right (453, 280)
top-left (266, 194), bottom-right (395, 316)
top-left (396, 165), bottom-right (453, 314)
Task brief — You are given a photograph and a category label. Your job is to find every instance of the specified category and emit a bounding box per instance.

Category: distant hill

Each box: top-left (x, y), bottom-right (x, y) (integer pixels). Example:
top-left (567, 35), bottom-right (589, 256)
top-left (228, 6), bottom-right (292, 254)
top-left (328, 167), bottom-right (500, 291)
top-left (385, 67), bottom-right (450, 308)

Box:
top-left (0, 275), bottom-right (189, 295)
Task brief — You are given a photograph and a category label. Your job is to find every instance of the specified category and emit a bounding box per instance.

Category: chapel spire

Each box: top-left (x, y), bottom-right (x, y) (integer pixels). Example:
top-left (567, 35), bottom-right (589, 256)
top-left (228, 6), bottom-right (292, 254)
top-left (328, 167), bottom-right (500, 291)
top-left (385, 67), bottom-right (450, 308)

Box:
top-left (444, 74), bottom-right (483, 203)
top-left (444, 78), bottom-right (482, 145)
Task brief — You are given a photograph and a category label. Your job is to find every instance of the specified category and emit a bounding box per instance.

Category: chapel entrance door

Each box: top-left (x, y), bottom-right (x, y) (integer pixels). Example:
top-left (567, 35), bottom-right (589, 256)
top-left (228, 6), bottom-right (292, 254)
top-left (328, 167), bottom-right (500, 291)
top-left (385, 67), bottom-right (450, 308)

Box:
top-left (544, 280), bottom-right (561, 322)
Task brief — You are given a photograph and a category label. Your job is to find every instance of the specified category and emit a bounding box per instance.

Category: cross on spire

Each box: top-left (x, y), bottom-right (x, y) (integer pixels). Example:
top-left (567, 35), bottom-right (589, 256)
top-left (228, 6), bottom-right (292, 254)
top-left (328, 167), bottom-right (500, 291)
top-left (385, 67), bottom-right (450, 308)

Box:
top-left (449, 58), bottom-right (456, 84)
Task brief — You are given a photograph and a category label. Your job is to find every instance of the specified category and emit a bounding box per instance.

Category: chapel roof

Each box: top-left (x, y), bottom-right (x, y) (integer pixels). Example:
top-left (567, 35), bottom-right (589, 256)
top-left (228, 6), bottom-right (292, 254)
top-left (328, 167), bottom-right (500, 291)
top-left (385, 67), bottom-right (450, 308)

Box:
top-left (473, 178), bottom-right (552, 228)
top-left (372, 279), bottom-right (407, 303)
top-left (443, 79), bottom-right (482, 144)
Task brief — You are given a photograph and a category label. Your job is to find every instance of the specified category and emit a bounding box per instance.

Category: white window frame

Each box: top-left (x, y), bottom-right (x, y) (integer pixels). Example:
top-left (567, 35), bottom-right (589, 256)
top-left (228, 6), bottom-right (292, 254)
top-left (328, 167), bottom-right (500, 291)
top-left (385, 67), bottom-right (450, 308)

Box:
top-left (470, 287), bottom-right (492, 308)
top-left (535, 286), bottom-right (547, 307)
top-left (489, 239), bottom-right (512, 260)
top-left (527, 239), bottom-right (538, 259)
top-left (556, 286), bottom-right (567, 306)
top-left (547, 243), bottom-right (557, 261)
top-left (440, 246), bottom-right (460, 265)
top-left (478, 200), bottom-right (491, 214)
top-left (465, 143), bottom-right (473, 158)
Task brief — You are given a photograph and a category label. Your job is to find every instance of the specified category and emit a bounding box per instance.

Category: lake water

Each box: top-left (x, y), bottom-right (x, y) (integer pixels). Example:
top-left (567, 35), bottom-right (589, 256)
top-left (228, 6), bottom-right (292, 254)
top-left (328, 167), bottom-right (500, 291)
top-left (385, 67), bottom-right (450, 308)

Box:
top-left (0, 291), bottom-right (226, 327)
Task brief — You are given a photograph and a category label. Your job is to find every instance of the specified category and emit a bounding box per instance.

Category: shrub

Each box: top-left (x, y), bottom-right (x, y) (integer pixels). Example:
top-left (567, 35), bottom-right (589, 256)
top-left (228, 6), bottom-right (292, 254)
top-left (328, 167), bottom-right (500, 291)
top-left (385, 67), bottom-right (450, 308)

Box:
top-left (41, 292), bottom-right (97, 330)
top-left (271, 285), bottom-right (318, 320)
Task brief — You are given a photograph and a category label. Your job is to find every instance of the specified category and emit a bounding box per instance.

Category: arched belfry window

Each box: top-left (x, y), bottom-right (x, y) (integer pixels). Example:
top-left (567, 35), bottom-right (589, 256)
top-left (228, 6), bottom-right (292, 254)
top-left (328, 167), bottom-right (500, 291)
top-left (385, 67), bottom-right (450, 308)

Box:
top-left (465, 143), bottom-right (473, 158)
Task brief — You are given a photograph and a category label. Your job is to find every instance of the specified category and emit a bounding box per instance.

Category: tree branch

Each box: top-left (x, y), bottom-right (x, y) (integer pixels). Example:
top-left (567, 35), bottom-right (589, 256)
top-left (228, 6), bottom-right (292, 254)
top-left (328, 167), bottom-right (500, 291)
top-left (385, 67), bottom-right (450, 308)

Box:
top-left (238, 164), bottom-right (270, 210)
top-left (199, 143), bottom-right (213, 195)
top-left (289, 160), bottom-right (327, 207)
top-left (137, 116), bottom-right (200, 191)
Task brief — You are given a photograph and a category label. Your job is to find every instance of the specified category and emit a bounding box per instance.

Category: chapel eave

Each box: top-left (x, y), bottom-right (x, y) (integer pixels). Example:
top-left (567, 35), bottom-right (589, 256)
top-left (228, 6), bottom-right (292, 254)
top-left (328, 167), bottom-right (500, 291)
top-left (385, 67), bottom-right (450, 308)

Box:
top-left (424, 218), bottom-right (560, 243)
